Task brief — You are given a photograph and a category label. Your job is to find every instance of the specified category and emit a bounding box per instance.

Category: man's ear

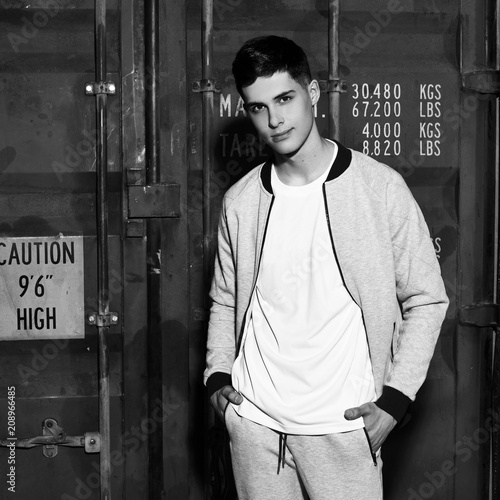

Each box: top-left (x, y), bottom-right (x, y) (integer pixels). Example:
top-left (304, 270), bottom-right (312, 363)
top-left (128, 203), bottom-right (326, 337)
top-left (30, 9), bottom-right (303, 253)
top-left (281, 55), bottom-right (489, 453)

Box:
top-left (308, 79), bottom-right (321, 106)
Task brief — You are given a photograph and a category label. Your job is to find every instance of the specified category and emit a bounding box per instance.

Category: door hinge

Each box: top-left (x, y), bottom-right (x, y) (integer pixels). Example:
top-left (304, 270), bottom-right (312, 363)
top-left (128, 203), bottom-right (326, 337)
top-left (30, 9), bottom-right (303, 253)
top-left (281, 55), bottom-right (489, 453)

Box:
top-left (128, 184), bottom-right (181, 219)
top-left (462, 70), bottom-right (500, 94)
top-left (84, 81), bottom-right (117, 96)
top-left (192, 79), bottom-right (221, 93)
top-left (87, 312), bottom-right (119, 327)
top-left (319, 79), bottom-right (348, 93)
top-left (458, 303), bottom-right (499, 328)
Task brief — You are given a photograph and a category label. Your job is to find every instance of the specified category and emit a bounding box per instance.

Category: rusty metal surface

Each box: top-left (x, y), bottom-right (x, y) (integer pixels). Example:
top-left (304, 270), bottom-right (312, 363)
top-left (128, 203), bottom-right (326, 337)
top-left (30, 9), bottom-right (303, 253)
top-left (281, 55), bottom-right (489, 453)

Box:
top-left (158, 0), bottom-right (191, 497)
top-left (0, 1), bottom-right (123, 498)
top-left (0, 0), bottom-right (497, 499)
top-left (185, 1), bottom-right (496, 500)
top-left (144, 1), bottom-right (165, 498)
top-left (128, 184), bottom-right (181, 218)
top-left (120, 1), bottom-right (150, 498)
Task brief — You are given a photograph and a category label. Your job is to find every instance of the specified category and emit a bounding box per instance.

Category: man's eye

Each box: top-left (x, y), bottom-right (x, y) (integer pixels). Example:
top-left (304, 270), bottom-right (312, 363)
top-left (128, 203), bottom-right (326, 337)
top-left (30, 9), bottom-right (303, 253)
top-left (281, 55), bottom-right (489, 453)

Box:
top-left (279, 96), bottom-right (292, 103)
top-left (249, 105), bottom-right (264, 114)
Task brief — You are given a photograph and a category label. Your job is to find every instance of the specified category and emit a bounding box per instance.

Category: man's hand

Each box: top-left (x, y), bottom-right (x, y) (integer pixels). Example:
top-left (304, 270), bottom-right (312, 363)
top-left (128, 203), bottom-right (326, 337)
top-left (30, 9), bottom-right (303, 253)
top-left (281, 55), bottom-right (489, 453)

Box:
top-left (210, 385), bottom-right (243, 422)
top-left (344, 402), bottom-right (396, 452)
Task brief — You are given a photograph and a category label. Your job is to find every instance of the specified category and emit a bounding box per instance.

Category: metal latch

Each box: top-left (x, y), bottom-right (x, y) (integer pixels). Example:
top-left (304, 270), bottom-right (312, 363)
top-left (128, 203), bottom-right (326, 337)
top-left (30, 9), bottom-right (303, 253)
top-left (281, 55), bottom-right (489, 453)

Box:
top-left (0, 418), bottom-right (101, 459)
top-left (462, 70), bottom-right (500, 94)
top-left (128, 184), bottom-right (181, 218)
top-left (458, 303), bottom-right (499, 328)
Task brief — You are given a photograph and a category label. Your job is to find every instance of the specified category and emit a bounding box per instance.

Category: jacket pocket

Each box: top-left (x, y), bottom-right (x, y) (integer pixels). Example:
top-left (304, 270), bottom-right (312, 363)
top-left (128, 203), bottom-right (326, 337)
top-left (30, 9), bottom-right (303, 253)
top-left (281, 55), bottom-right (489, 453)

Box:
top-left (390, 321), bottom-right (396, 361)
top-left (363, 427), bottom-right (378, 466)
top-left (223, 402), bottom-right (233, 430)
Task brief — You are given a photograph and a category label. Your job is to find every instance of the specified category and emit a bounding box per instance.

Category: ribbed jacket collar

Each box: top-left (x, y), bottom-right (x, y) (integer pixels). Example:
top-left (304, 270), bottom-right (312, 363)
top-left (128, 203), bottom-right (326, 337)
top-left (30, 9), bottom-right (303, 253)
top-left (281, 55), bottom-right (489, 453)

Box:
top-left (260, 140), bottom-right (353, 194)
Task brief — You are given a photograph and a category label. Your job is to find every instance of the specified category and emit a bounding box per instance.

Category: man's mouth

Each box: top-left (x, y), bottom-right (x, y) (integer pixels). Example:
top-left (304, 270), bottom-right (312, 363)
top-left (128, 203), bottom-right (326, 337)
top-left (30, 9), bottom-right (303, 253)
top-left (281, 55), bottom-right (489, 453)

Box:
top-left (271, 129), bottom-right (292, 142)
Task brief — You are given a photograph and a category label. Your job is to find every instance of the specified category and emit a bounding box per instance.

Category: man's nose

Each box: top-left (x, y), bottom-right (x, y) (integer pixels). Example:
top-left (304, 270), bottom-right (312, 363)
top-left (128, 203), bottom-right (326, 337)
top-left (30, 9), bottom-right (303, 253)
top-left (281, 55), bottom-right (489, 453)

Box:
top-left (268, 107), bottom-right (284, 129)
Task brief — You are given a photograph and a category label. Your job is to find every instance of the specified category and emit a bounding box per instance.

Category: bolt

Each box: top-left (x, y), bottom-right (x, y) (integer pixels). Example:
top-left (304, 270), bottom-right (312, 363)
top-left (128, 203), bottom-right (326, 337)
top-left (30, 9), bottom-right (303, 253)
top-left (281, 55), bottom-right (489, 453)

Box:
top-left (85, 84), bottom-right (93, 94)
top-left (108, 83), bottom-right (116, 93)
top-left (88, 315), bottom-right (96, 324)
top-left (46, 420), bottom-right (53, 428)
top-left (111, 315), bottom-right (118, 323)
top-left (90, 438), bottom-right (96, 445)
top-left (193, 307), bottom-right (205, 321)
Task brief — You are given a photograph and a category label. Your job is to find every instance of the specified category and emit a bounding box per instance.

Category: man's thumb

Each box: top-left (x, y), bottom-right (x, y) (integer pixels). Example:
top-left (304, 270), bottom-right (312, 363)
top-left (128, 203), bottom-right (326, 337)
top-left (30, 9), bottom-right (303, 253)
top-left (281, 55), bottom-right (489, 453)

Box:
top-left (230, 391), bottom-right (243, 404)
top-left (344, 407), bottom-right (361, 420)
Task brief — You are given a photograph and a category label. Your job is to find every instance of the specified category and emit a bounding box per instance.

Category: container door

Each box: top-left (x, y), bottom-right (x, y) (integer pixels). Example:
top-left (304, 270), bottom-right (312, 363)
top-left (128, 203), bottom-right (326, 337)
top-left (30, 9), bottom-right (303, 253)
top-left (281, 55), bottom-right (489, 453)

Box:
top-left (0, 2), bottom-right (154, 498)
top-left (192, 1), bottom-right (499, 499)
top-left (337, 2), bottom-right (497, 498)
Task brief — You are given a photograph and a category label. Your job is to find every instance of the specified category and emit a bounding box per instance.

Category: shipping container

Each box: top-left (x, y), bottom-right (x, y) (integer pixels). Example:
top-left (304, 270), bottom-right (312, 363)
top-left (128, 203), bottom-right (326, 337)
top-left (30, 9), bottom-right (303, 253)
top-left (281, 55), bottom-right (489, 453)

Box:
top-left (0, 0), bottom-right (498, 499)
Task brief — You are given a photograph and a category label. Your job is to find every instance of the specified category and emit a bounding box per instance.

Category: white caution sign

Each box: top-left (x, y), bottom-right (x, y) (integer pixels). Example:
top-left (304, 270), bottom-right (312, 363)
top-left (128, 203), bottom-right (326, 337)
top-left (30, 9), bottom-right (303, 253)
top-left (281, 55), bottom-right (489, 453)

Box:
top-left (0, 236), bottom-right (84, 340)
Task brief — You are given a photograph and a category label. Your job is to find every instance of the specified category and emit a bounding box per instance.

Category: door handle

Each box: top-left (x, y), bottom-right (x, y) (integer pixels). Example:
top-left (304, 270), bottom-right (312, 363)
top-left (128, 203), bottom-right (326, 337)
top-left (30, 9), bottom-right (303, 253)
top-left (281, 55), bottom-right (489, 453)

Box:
top-left (0, 418), bottom-right (100, 458)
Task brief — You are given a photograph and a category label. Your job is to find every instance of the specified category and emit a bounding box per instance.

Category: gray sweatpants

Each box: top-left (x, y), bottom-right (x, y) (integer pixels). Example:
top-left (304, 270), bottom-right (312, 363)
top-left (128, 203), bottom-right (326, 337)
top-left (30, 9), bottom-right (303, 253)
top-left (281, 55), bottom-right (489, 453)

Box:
top-left (225, 404), bottom-right (383, 500)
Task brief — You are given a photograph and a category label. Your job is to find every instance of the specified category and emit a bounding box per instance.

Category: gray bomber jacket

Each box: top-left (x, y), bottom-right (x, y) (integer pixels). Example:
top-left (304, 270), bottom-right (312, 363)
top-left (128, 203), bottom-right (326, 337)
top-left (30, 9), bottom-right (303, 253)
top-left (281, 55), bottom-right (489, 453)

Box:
top-left (204, 141), bottom-right (449, 422)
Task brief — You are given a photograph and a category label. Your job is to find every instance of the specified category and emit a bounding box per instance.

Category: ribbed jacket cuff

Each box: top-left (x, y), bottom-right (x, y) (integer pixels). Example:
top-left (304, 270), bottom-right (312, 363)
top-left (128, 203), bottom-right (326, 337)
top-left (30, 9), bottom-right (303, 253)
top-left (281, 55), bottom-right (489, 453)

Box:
top-left (375, 385), bottom-right (412, 423)
top-left (206, 372), bottom-right (232, 398)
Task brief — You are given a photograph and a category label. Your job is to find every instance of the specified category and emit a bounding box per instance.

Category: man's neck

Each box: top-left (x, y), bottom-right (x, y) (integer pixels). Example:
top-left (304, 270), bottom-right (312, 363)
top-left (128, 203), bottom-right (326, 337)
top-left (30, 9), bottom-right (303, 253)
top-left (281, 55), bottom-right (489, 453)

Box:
top-left (274, 136), bottom-right (337, 186)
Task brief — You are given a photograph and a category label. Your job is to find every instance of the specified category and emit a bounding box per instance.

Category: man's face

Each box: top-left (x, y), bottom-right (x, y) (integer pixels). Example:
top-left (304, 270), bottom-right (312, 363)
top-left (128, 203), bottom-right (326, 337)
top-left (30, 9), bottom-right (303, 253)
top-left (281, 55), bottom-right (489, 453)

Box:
top-left (241, 71), bottom-right (319, 157)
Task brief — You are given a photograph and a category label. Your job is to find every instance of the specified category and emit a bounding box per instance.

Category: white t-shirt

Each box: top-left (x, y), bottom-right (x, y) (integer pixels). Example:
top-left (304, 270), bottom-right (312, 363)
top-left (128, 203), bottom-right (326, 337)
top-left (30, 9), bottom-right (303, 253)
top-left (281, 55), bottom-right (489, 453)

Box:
top-left (232, 150), bottom-right (376, 435)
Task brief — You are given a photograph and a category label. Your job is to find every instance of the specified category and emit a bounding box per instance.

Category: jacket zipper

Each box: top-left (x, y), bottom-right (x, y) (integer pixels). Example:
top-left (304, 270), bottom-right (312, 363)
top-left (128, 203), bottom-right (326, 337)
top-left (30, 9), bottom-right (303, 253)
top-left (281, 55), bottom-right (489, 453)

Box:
top-left (321, 184), bottom-right (358, 306)
top-left (363, 427), bottom-right (378, 466)
top-left (322, 184), bottom-right (374, 362)
top-left (236, 195), bottom-right (275, 353)
top-left (253, 196), bottom-right (275, 290)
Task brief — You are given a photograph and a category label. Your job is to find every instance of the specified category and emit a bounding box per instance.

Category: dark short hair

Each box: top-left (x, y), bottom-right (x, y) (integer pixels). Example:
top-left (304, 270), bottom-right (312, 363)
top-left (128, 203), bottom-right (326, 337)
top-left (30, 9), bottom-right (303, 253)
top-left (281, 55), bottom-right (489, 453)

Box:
top-left (232, 35), bottom-right (312, 96)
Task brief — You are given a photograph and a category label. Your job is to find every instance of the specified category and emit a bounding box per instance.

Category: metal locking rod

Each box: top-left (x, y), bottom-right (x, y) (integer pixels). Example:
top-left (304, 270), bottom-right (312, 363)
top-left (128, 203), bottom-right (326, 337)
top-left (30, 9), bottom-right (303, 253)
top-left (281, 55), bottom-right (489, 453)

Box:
top-left (328, 0), bottom-right (341, 141)
top-left (0, 419), bottom-right (100, 458)
top-left (88, 1), bottom-right (113, 498)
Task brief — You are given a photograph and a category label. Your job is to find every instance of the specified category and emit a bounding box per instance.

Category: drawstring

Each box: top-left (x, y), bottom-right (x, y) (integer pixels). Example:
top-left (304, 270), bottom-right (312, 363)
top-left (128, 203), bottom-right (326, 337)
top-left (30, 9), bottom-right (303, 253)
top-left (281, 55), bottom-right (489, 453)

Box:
top-left (277, 432), bottom-right (287, 474)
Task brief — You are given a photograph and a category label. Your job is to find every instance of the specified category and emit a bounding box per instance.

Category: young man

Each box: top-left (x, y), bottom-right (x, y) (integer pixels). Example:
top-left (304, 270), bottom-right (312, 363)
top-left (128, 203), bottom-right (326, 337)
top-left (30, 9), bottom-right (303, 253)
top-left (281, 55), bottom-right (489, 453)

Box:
top-left (204, 35), bottom-right (448, 499)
